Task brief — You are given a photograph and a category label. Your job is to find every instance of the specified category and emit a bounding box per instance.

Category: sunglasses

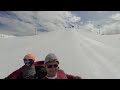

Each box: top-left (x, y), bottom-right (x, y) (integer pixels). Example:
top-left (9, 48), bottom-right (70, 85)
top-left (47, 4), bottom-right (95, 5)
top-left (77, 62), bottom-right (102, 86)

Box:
top-left (47, 64), bottom-right (58, 68)
top-left (23, 59), bottom-right (34, 65)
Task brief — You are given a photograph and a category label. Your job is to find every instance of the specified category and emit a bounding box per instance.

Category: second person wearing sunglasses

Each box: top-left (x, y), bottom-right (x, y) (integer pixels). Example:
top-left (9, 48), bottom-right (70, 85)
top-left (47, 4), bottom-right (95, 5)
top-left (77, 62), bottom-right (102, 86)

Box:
top-left (43, 53), bottom-right (81, 79)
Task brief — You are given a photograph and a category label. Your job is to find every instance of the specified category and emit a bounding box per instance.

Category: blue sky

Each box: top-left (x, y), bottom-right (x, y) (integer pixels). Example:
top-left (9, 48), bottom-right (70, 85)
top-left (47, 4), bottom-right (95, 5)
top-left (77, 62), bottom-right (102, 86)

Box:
top-left (0, 11), bottom-right (120, 36)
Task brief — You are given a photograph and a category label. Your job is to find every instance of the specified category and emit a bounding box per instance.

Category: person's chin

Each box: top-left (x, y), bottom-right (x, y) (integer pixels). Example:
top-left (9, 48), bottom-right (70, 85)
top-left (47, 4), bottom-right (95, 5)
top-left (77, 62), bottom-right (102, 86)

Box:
top-left (26, 64), bottom-right (30, 66)
top-left (50, 73), bottom-right (56, 77)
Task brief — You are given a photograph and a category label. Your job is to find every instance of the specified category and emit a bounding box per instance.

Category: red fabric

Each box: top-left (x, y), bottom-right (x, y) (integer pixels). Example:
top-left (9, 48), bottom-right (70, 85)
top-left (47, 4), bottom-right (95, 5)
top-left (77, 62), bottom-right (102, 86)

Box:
top-left (66, 74), bottom-right (82, 79)
top-left (56, 70), bottom-right (68, 79)
top-left (5, 65), bottom-right (26, 79)
top-left (5, 61), bottom-right (45, 79)
top-left (34, 61), bottom-right (45, 67)
top-left (66, 74), bottom-right (77, 79)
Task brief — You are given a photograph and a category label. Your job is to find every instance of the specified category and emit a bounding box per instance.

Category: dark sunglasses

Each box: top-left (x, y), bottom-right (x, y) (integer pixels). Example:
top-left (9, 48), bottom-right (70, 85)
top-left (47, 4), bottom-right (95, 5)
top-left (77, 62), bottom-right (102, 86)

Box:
top-left (47, 64), bottom-right (58, 68)
top-left (23, 59), bottom-right (34, 65)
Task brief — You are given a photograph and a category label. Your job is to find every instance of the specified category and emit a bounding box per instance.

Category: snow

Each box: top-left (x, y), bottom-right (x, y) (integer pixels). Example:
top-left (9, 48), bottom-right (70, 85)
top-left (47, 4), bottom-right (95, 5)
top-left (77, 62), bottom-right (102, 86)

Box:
top-left (0, 34), bottom-right (16, 38)
top-left (1, 29), bottom-right (120, 79)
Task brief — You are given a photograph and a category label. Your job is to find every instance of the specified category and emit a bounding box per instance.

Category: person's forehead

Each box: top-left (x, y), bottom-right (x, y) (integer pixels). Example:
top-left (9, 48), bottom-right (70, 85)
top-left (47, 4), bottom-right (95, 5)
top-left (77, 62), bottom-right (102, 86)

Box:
top-left (46, 61), bottom-right (58, 65)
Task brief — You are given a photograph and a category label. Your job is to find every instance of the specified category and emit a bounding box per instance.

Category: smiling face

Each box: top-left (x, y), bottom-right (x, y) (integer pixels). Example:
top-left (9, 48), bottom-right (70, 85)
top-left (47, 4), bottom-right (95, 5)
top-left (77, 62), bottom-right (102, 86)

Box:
top-left (45, 60), bottom-right (59, 77)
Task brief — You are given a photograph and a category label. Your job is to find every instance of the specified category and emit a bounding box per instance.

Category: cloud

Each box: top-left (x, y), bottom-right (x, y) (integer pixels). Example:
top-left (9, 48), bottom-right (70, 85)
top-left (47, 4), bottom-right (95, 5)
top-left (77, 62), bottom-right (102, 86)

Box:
top-left (110, 13), bottom-right (120, 21)
top-left (77, 12), bottom-right (120, 35)
top-left (99, 13), bottom-right (120, 35)
top-left (96, 11), bottom-right (105, 13)
top-left (102, 22), bottom-right (120, 35)
top-left (78, 22), bottom-right (99, 33)
top-left (0, 16), bottom-right (36, 36)
top-left (35, 11), bottom-right (81, 30)
top-left (0, 11), bottom-right (81, 36)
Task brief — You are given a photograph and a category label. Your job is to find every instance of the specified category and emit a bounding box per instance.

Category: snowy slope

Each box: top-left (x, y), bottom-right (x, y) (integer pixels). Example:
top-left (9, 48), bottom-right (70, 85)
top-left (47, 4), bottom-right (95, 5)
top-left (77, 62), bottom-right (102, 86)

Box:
top-left (1, 29), bottom-right (120, 79)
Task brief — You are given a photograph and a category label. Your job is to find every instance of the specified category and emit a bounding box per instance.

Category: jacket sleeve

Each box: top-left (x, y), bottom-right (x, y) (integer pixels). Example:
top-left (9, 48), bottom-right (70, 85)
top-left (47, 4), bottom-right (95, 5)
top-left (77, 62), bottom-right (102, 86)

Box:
top-left (66, 74), bottom-right (82, 79)
top-left (5, 71), bottom-right (18, 79)
top-left (4, 65), bottom-right (26, 79)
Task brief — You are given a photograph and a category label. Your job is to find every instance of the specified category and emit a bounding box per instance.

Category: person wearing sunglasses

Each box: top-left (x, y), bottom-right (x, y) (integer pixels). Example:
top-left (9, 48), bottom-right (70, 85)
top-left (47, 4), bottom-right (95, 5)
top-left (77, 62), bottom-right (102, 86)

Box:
top-left (16, 54), bottom-right (36, 79)
top-left (43, 53), bottom-right (81, 79)
top-left (5, 54), bottom-right (47, 79)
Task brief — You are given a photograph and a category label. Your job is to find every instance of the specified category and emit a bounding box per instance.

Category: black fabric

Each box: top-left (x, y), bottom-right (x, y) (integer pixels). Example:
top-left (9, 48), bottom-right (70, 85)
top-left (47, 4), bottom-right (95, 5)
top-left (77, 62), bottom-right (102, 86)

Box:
top-left (16, 73), bottom-right (35, 79)
top-left (16, 64), bottom-right (36, 79)
top-left (15, 65), bottom-right (47, 79)
top-left (16, 71), bottom-right (35, 79)
top-left (35, 66), bottom-right (47, 79)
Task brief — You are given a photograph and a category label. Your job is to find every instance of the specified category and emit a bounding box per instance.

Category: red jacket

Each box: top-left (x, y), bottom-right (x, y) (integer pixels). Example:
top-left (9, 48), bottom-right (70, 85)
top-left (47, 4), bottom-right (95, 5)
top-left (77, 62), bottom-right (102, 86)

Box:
top-left (5, 61), bottom-right (45, 79)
